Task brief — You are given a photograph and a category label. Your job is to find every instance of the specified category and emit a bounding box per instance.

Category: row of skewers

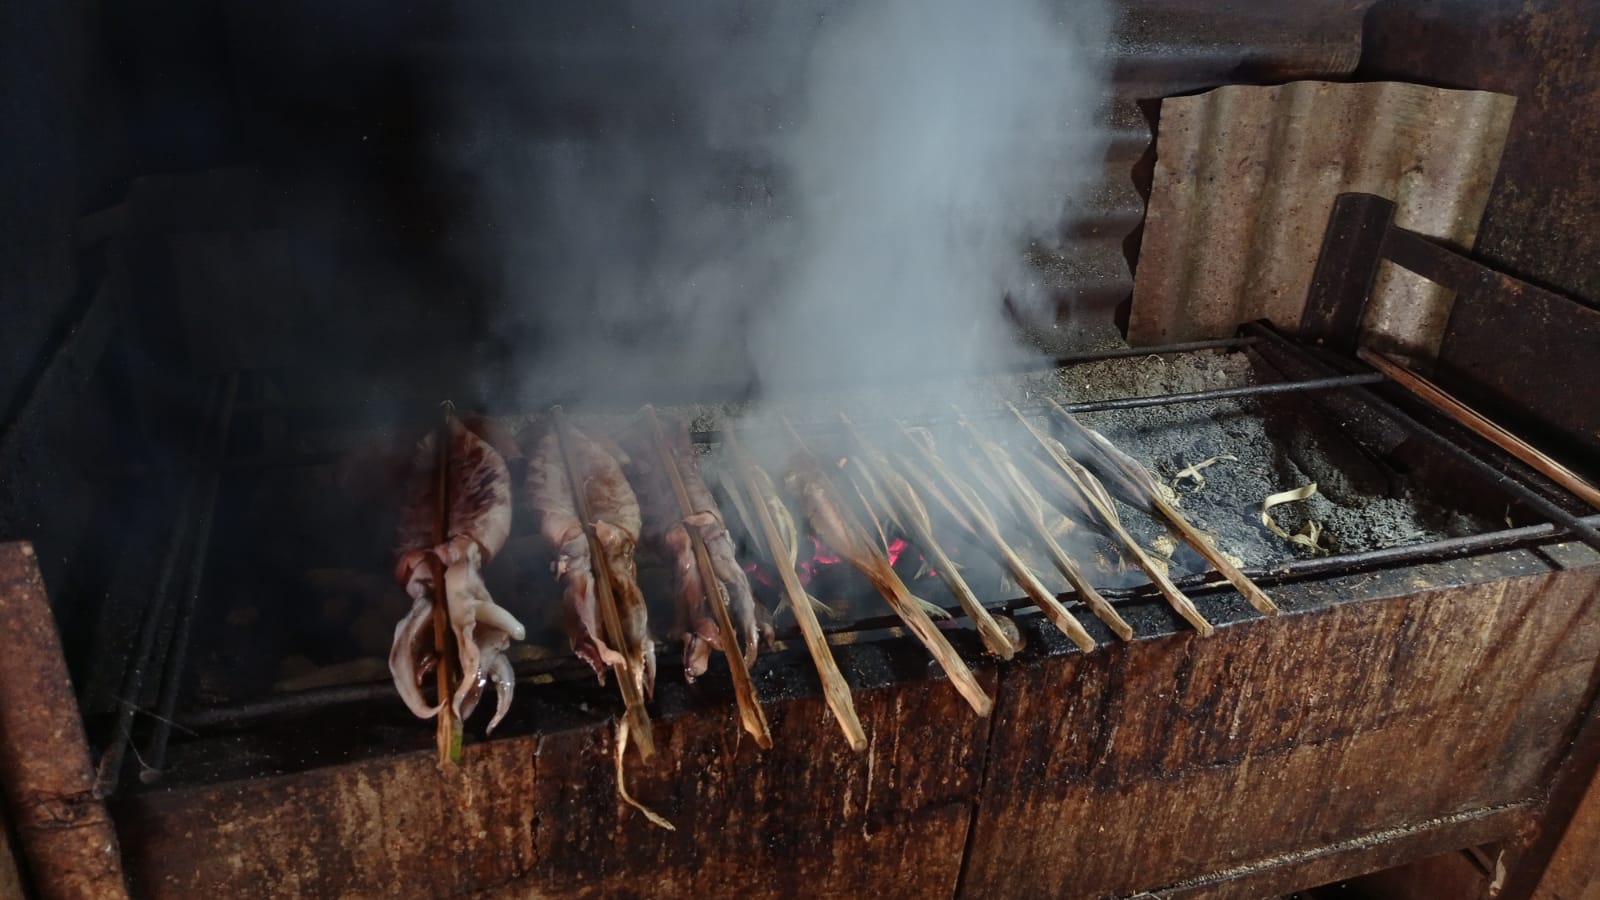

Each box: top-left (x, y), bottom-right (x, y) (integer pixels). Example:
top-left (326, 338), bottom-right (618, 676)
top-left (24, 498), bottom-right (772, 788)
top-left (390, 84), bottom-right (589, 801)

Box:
top-left (387, 400), bottom-right (1279, 765)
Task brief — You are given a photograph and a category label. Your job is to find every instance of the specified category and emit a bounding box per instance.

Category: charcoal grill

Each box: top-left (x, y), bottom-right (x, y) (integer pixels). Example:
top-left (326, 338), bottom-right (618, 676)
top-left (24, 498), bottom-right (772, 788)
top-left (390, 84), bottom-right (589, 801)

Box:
top-left (5, 1), bottom-right (1600, 898)
top-left (10, 292), bottom-right (1600, 897)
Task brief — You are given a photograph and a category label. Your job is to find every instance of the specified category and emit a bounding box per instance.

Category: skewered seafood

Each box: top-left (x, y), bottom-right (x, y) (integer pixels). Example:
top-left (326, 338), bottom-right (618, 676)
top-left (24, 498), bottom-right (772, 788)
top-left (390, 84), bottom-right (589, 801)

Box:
top-left (783, 421), bottom-right (993, 715)
top-left (527, 423), bottom-right (656, 697)
top-left (623, 414), bottom-right (766, 681)
top-left (390, 416), bottom-right (525, 733)
top-left (838, 414), bottom-right (1018, 659)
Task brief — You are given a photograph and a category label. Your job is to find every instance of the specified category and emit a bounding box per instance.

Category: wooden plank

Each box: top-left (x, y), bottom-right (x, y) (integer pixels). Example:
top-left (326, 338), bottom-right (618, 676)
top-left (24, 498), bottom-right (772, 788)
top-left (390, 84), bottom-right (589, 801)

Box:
top-left (958, 566), bottom-right (1600, 899)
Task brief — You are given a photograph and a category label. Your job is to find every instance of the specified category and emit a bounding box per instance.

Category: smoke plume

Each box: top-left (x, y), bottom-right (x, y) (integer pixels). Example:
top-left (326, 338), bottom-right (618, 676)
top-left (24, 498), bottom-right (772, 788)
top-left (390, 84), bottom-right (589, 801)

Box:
top-left (442, 0), bottom-right (1109, 406)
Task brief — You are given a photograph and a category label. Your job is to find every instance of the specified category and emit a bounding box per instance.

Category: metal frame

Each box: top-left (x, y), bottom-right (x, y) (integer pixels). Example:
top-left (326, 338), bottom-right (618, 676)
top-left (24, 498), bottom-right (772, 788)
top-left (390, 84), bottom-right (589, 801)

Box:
top-left (93, 326), bottom-right (1597, 773)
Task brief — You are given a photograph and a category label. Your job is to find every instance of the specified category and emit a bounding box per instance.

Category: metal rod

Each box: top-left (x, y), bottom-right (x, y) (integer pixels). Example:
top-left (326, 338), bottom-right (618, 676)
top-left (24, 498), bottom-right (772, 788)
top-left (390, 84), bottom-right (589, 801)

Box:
top-left (172, 513), bottom-right (1600, 737)
top-left (93, 378), bottom-right (224, 798)
top-left (692, 372), bottom-right (1385, 444)
top-left (1358, 348), bottom-right (1600, 510)
top-left (141, 374), bottom-right (240, 779)
top-left (1038, 336), bottom-right (1260, 368)
top-left (1244, 323), bottom-right (1600, 553)
top-left (1061, 372), bottom-right (1386, 413)
top-left (225, 338), bottom-right (1264, 422)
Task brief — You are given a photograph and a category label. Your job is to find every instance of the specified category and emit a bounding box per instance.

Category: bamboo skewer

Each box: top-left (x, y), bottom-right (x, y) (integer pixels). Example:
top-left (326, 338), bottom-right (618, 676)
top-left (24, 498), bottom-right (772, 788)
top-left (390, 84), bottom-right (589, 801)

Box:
top-left (551, 406), bottom-right (655, 759)
top-left (781, 418), bottom-right (993, 716)
top-left (724, 431), bottom-right (867, 751)
top-left (432, 405), bottom-right (464, 767)
top-left (1007, 404), bottom-right (1214, 637)
top-left (1044, 399), bottom-right (1278, 617)
top-left (1358, 347), bottom-right (1600, 511)
top-left (893, 422), bottom-right (1098, 653)
top-left (642, 406), bottom-right (772, 749)
top-left (952, 409), bottom-right (1134, 641)
top-left (838, 415), bottom-right (1018, 659)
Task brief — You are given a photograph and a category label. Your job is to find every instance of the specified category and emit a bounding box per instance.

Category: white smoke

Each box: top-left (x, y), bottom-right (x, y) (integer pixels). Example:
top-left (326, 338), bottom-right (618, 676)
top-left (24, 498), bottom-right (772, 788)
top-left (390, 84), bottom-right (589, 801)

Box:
top-left (753, 0), bottom-right (1108, 397)
top-left (444, 0), bottom-right (1109, 405)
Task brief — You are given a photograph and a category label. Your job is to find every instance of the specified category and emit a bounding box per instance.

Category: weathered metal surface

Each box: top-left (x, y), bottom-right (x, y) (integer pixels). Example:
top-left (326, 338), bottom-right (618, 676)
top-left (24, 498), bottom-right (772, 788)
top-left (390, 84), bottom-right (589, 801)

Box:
top-left (1528, 766), bottom-right (1600, 900)
top-left (115, 552), bottom-right (1600, 899)
top-left (0, 542), bottom-right (128, 899)
top-left (1300, 192), bottom-right (1397, 350)
top-left (1158, 804), bottom-right (1528, 899)
top-left (1127, 81), bottom-right (1515, 352)
top-left (1360, 0), bottom-right (1600, 310)
top-left (1349, 848), bottom-right (1500, 900)
top-left (120, 669), bottom-right (996, 899)
top-left (1433, 273), bottom-right (1600, 477)
top-left (1358, 0), bottom-right (1600, 477)
top-left (958, 563), bottom-right (1600, 899)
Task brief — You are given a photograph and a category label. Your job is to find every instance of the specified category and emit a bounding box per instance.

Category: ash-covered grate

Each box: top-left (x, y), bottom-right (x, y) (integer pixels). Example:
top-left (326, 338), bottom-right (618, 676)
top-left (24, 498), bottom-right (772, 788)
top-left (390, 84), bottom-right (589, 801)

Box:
top-left (81, 324), bottom-right (1600, 793)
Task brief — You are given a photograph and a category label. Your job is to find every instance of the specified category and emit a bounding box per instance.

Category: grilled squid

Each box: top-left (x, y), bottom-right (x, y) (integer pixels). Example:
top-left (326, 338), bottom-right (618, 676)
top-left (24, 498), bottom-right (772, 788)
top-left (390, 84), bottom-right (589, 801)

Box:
top-left (390, 416), bottom-right (525, 733)
top-left (526, 424), bottom-right (656, 699)
top-left (622, 415), bottom-right (766, 682)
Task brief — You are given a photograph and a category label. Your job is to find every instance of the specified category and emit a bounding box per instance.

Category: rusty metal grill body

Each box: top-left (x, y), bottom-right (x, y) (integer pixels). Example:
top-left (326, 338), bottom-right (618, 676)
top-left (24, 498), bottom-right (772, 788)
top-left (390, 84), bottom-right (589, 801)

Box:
top-left (53, 314), bottom-right (1594, 898)
top-left (2, 1), bottom-right (1600, 898)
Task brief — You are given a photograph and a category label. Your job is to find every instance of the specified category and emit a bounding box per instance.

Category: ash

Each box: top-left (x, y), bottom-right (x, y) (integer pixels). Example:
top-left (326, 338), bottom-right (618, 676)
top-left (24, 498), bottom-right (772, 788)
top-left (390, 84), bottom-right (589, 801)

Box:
top-left (667, 345), bottom-right (1488, 569)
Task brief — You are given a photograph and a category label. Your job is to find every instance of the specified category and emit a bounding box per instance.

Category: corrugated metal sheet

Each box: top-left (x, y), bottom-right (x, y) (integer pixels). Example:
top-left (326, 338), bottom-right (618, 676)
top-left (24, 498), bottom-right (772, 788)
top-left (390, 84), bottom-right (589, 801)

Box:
top-left (1040, 0), bottom-right (1373, 321)
top-left (1126, 80), bottom-right (1515, 353)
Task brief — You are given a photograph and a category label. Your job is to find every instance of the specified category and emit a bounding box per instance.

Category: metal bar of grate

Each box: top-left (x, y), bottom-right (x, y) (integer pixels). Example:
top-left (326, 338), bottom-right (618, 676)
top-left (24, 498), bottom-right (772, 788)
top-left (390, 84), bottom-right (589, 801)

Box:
top-left (1244, 322), bottom-right (1600, 553)
top-left (1039, 336), bottom-right (1259, 368)
top-left (93, 378), bottom-right (224, 798)
top-left (173, 513), bottom-right (1600, 736)
top-left (227, 337), bottom-right (1263, 420)
top-left (115, 361), bottom-right (1368, 476)
top-left (691, 371), bottom-right (1386, 443)
top-left (139, 373), bottom-right (239, 781)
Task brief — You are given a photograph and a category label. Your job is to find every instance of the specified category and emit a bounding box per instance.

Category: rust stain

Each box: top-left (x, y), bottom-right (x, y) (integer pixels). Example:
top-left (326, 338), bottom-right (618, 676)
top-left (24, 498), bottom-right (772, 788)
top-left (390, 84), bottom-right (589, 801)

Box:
top-left (1128, 80), bottom-right (1515, 355)
top-left (0, 542), bottom-right (129, 899)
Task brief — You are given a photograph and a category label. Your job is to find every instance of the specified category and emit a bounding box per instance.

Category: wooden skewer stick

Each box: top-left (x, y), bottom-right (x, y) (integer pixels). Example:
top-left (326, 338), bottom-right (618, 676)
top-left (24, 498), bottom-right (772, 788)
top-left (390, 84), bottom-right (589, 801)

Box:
top-left (952, 408), bottom-right (1135, 641)
top-left (781, 418), bottom-right (993, 716)
top-left (432, 404), bottom-right (464, 767)
top-left (724, 431), bottom-right (867, 751)
top-left (1358, 347), bottom-right (1600, 511)
top-left (551, 406), bottom-right (655, 759)
top-left (893, 421), bottom-right (1097, 653)
top-left (1043, 399), bottom-right (1278, 617)
top-left (838, 414), bottom-right (1018, 659)
top-left (642, 406), bottom-right (772, 749)
top-left (1007, 404), bottom-right (1213, 637)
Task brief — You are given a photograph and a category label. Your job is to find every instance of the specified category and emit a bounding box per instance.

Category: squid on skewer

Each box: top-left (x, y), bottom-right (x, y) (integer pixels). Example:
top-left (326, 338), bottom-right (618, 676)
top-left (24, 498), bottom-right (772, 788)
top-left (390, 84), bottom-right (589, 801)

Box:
top-left (390, 416), bottom-right (526, 733)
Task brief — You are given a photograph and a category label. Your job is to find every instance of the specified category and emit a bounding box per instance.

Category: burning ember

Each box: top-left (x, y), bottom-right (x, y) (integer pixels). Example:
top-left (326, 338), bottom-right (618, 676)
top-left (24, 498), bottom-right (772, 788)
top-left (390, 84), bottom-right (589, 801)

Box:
top-left (744, 535), bottom-right (917, 591)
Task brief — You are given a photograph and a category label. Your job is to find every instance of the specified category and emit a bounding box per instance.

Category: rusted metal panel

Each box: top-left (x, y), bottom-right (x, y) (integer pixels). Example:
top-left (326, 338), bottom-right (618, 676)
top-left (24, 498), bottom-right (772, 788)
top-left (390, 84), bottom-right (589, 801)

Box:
top-left (958, 564), bottom-right (1600, 899)
top-left (1300, 192), bottom-right (1397, 350)
top-left (1158, 804), bottom-right (1527, 900)
top-left (0, 542), bottom-right (128, 900)
top-left (1433, 276), bottom-right (1600, 477)
top-left (116, 553), bottom-right (1600, 899)
top-left (1127, 81), bottom-right (1515, 353)
top-left (1530, 765), bottom-right (1600, 900)
top-left (119, 671), bottom-right (995, 899)
top-left (1360, 0), bottom-right (1600, 310)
